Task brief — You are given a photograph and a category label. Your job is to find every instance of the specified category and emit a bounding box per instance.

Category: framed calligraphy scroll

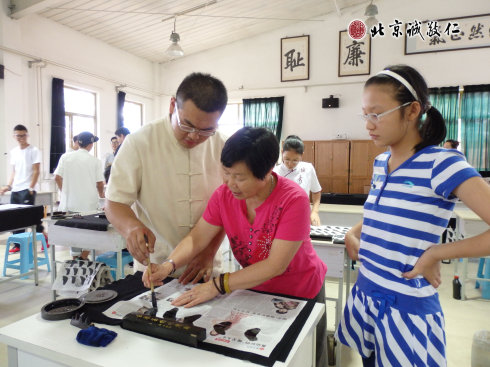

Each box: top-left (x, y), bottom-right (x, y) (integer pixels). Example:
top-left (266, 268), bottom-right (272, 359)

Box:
top-left (281, 35), bottom-right (309, 82)
top-left (338, 30), bottom-right (371, 77)
top-left (405, 13), bottom-right (490, 55)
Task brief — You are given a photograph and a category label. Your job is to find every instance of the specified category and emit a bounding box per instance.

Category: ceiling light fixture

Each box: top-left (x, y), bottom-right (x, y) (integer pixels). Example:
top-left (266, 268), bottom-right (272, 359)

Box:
top-left (165, 17), bottom-right (184, 58)
top-left (364, 1), bottom-right (378, 28)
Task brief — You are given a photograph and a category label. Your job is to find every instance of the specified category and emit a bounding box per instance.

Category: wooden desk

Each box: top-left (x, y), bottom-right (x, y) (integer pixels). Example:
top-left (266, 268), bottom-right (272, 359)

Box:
top-left (453, 208), bottom-right (489, 300)
top-left (0, 304), bottom-right (324, 367)
top-left (46, 218), bottom-right (127, 299)
top-left (318, 204), bottom-right (363, 227)
top-left (0, 204), bottom-right (44, 285)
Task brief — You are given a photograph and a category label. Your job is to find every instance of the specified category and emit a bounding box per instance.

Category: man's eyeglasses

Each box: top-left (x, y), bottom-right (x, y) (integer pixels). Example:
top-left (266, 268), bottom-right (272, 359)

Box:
top-left (174, 103), bottom-right (216, 137)
top-left (14, 133), bottom-right (27, 138)
top-left (359, 102), bottom-right (412, 124)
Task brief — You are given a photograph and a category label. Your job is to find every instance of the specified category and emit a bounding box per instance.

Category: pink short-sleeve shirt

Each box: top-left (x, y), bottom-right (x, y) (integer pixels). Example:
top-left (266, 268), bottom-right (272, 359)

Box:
top-left (203, 173), bottom-right (327, 298)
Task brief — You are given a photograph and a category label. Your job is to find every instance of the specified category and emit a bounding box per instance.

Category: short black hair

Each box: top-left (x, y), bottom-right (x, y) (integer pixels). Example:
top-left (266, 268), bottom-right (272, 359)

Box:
top-left (111, 136), bottom-right (118, 142)
top-left (72, 135), bottom-right (78, 143)
top-left (176, 72), bottom-right (228, 113)
top-left (282, 135), bottom-right (304, 154)
top-left (13, 124), bottom-right (27, 132)
top-left (115, 127), bottom-right (131, 136)
top-left (221, 127), bottom-right (279, 180)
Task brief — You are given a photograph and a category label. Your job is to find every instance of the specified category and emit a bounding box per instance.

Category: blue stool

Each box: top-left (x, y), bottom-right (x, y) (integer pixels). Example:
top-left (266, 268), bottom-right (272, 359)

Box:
top-left (475, 257), bottom-right (490, 299)
top-left (96, 251), bottom-right (133, 280)
top-left (3, 232), bottom-right (51, 279)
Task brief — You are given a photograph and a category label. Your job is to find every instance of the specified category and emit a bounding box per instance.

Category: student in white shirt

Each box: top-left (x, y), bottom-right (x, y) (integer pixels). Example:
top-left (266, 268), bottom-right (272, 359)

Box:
top-left (0, 124), bottom-right (44, 252)
top-left (273, 135), bottom-right (322, 225)
top-left (54, 132), bottom-right (105, 259)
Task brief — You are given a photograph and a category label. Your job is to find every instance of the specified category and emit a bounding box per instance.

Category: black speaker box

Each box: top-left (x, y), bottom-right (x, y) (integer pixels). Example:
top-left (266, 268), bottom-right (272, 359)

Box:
top-left (322, 95), bottom-right (339, 108)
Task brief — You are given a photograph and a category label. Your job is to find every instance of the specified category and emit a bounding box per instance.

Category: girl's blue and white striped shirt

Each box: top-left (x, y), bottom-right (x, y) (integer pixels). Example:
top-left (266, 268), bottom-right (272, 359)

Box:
top-left (359, 145), bottom-right (480, 298)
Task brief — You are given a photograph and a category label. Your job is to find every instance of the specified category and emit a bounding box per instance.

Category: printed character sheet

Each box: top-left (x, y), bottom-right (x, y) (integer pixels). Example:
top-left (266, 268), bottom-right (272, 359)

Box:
top-left (103, 279), bottom-right (307, 356)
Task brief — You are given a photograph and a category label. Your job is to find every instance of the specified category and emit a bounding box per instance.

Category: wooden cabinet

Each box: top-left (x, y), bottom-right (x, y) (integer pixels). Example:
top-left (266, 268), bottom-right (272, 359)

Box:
top-left (315, 140), bottom-right (350, 193)
top-left (349, 140), bottom-right (387, 194)
top-left (301, 139), bottom-right (385, 194)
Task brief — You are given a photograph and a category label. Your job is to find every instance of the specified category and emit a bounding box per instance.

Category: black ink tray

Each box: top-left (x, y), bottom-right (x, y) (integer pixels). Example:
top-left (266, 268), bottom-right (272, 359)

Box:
top-left (41, 298), bottom-right (85, 321)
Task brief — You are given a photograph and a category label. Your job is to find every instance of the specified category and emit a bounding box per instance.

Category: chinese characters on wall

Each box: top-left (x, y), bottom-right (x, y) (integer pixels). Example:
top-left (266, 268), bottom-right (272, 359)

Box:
top-left (281, 35), bottom-right (309, 82)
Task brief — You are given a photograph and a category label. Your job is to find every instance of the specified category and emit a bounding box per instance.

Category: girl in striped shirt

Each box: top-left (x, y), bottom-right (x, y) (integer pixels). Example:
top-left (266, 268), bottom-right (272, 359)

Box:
top-left (336, 64), bottom-right (490, 367)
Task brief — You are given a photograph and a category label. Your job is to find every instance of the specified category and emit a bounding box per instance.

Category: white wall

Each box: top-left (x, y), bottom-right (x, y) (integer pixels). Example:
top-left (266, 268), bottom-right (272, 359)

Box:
top-left (160, 0), bottom-right (490, 142)
top-left (0, 11), bottom-right (157, 188)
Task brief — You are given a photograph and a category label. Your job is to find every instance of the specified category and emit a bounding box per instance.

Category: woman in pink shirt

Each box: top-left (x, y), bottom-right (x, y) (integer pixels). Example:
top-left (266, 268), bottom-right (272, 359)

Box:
top-left (144, 127), bottom-right (327, 366)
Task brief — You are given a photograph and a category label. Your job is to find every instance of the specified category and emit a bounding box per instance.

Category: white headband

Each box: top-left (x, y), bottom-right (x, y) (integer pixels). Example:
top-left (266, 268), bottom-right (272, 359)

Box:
top-left (377, 70), bottom-right (419, 102)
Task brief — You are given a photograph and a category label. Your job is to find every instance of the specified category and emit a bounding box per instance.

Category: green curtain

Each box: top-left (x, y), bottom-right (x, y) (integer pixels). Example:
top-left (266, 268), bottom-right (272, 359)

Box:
top-left (460, 84), bottom-right (490, 171)
top-left (243, 97), bottom-right (284, 140)
top-left (428, 86), bottom-right (459, 142)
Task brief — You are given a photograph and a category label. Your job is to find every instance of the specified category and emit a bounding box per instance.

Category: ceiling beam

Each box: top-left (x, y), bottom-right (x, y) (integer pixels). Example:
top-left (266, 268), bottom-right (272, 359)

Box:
top-left (9, 0), bottom-right (66, 19)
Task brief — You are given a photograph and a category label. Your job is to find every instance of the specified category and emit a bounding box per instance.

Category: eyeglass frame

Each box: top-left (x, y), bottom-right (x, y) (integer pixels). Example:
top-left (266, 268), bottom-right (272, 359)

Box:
top-left (174, 102), bottom-right (217, 137)
top-left (359, 102), bottom-right (413, 124)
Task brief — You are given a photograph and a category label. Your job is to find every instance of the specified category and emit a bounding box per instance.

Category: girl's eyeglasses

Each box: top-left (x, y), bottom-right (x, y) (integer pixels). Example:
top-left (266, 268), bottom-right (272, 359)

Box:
top-left (359, 102), bottom-right (412, 124)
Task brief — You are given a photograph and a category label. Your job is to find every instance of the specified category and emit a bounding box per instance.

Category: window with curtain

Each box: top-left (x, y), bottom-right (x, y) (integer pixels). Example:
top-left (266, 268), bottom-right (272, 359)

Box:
top-left (243, 97), bottom-right (284, 140)
top-left (219, 102), bottom-right (243, 137)
top-left (123, 100), bottom-right (143, 133)
top-left (428, 86), bottom-right (460, 142)
top-left (460, 84), bottom-right (490, 171)
top-left (64, 86), bottom-right (98, 156)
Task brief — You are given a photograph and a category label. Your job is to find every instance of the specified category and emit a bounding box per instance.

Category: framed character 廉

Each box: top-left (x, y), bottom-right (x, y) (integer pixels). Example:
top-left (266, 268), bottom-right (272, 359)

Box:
top-left (338, 30), bottom-right (371, 77)
top-left (281, 35), bottom-right (309, 82)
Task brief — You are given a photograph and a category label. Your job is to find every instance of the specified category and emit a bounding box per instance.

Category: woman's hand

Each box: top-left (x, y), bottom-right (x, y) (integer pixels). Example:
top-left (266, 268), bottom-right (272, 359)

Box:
top-left (171, 280), bottom-right (220, 308)
top-left (402, 246), bottom-right (442, 288)
top-left (142, 262), bottom-right (171, 288)
top-left (310, 211), bottom-right (321, 226)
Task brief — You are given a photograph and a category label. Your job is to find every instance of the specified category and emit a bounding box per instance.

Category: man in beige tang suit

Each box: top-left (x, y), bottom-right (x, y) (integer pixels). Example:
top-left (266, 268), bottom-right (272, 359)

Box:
top-left (105, 73), bottom-right (228, 283)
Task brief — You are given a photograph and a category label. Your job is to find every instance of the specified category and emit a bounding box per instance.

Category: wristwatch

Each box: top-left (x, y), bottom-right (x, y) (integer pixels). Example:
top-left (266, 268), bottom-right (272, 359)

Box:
top-left (162, 259), bottom-right (176, 275)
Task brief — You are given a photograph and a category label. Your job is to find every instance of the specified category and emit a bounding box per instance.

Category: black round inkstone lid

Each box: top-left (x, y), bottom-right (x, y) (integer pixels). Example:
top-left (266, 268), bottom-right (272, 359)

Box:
top-left (41, 298), bottom-right (85, 321)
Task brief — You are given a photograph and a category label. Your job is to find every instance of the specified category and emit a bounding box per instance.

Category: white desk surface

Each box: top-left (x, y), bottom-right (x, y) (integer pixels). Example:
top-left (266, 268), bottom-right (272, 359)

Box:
top-left (454, 208), bottom-right (485, 222)
top-left (46, 219), bottom-right (126, 252)
top-left (318, 204), bottom-right (363, 214)
top-left (0, 304), bottom-right (324, 367)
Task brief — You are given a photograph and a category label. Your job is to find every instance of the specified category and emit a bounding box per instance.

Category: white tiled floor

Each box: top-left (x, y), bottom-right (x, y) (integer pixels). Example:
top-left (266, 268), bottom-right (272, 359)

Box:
top-left (0, 235), bottom-right (489, 367)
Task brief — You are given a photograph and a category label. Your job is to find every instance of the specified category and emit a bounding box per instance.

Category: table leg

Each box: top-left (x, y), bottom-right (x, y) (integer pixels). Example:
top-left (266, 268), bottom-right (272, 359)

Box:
top-left (116, 251), bottom-right (123, 280)
top-left (50, 242), bottom-right (57, 300)
top-left (31, 225), bottom-right (39, 286)
top-left (462, 258), bottom-right (468, 301)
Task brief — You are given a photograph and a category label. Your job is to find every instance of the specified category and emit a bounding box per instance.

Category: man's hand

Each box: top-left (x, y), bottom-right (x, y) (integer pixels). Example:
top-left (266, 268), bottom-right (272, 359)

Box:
top-left (178, 250), bottom-right (215, 285)
top-left (0, 185), bottom-right (11, 195)
top-left (124, 225), bottom-right (156, 266)
top-left (402, 246), bottom-right (442, 288)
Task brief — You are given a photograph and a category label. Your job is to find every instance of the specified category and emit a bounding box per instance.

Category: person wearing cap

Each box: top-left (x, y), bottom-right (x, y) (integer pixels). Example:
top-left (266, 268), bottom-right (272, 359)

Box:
top-left (54, 131), bottom-right (105, 260)
top-left (105, 72), bottom-right (228, 283)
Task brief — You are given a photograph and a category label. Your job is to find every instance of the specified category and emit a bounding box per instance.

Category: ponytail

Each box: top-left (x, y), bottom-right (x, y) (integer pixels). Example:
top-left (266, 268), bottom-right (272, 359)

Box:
top-left (414, 106), bottom-right (447, 152)
top-left (368, 65), bottom-right (448, 153)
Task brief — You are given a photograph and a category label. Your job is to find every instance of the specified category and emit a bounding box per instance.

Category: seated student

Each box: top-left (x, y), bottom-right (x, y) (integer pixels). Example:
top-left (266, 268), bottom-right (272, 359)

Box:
top-left (443, 139), bottom-right (459, 149)
top-left (143, 127), bottom-right (327, 367)
top-left (274, 135), bottom-right (322, 225)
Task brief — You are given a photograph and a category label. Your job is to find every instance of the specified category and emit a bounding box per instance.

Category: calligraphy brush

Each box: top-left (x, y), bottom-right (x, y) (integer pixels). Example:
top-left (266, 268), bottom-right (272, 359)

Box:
top-left (145, 236), bottom-right (158, 316)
